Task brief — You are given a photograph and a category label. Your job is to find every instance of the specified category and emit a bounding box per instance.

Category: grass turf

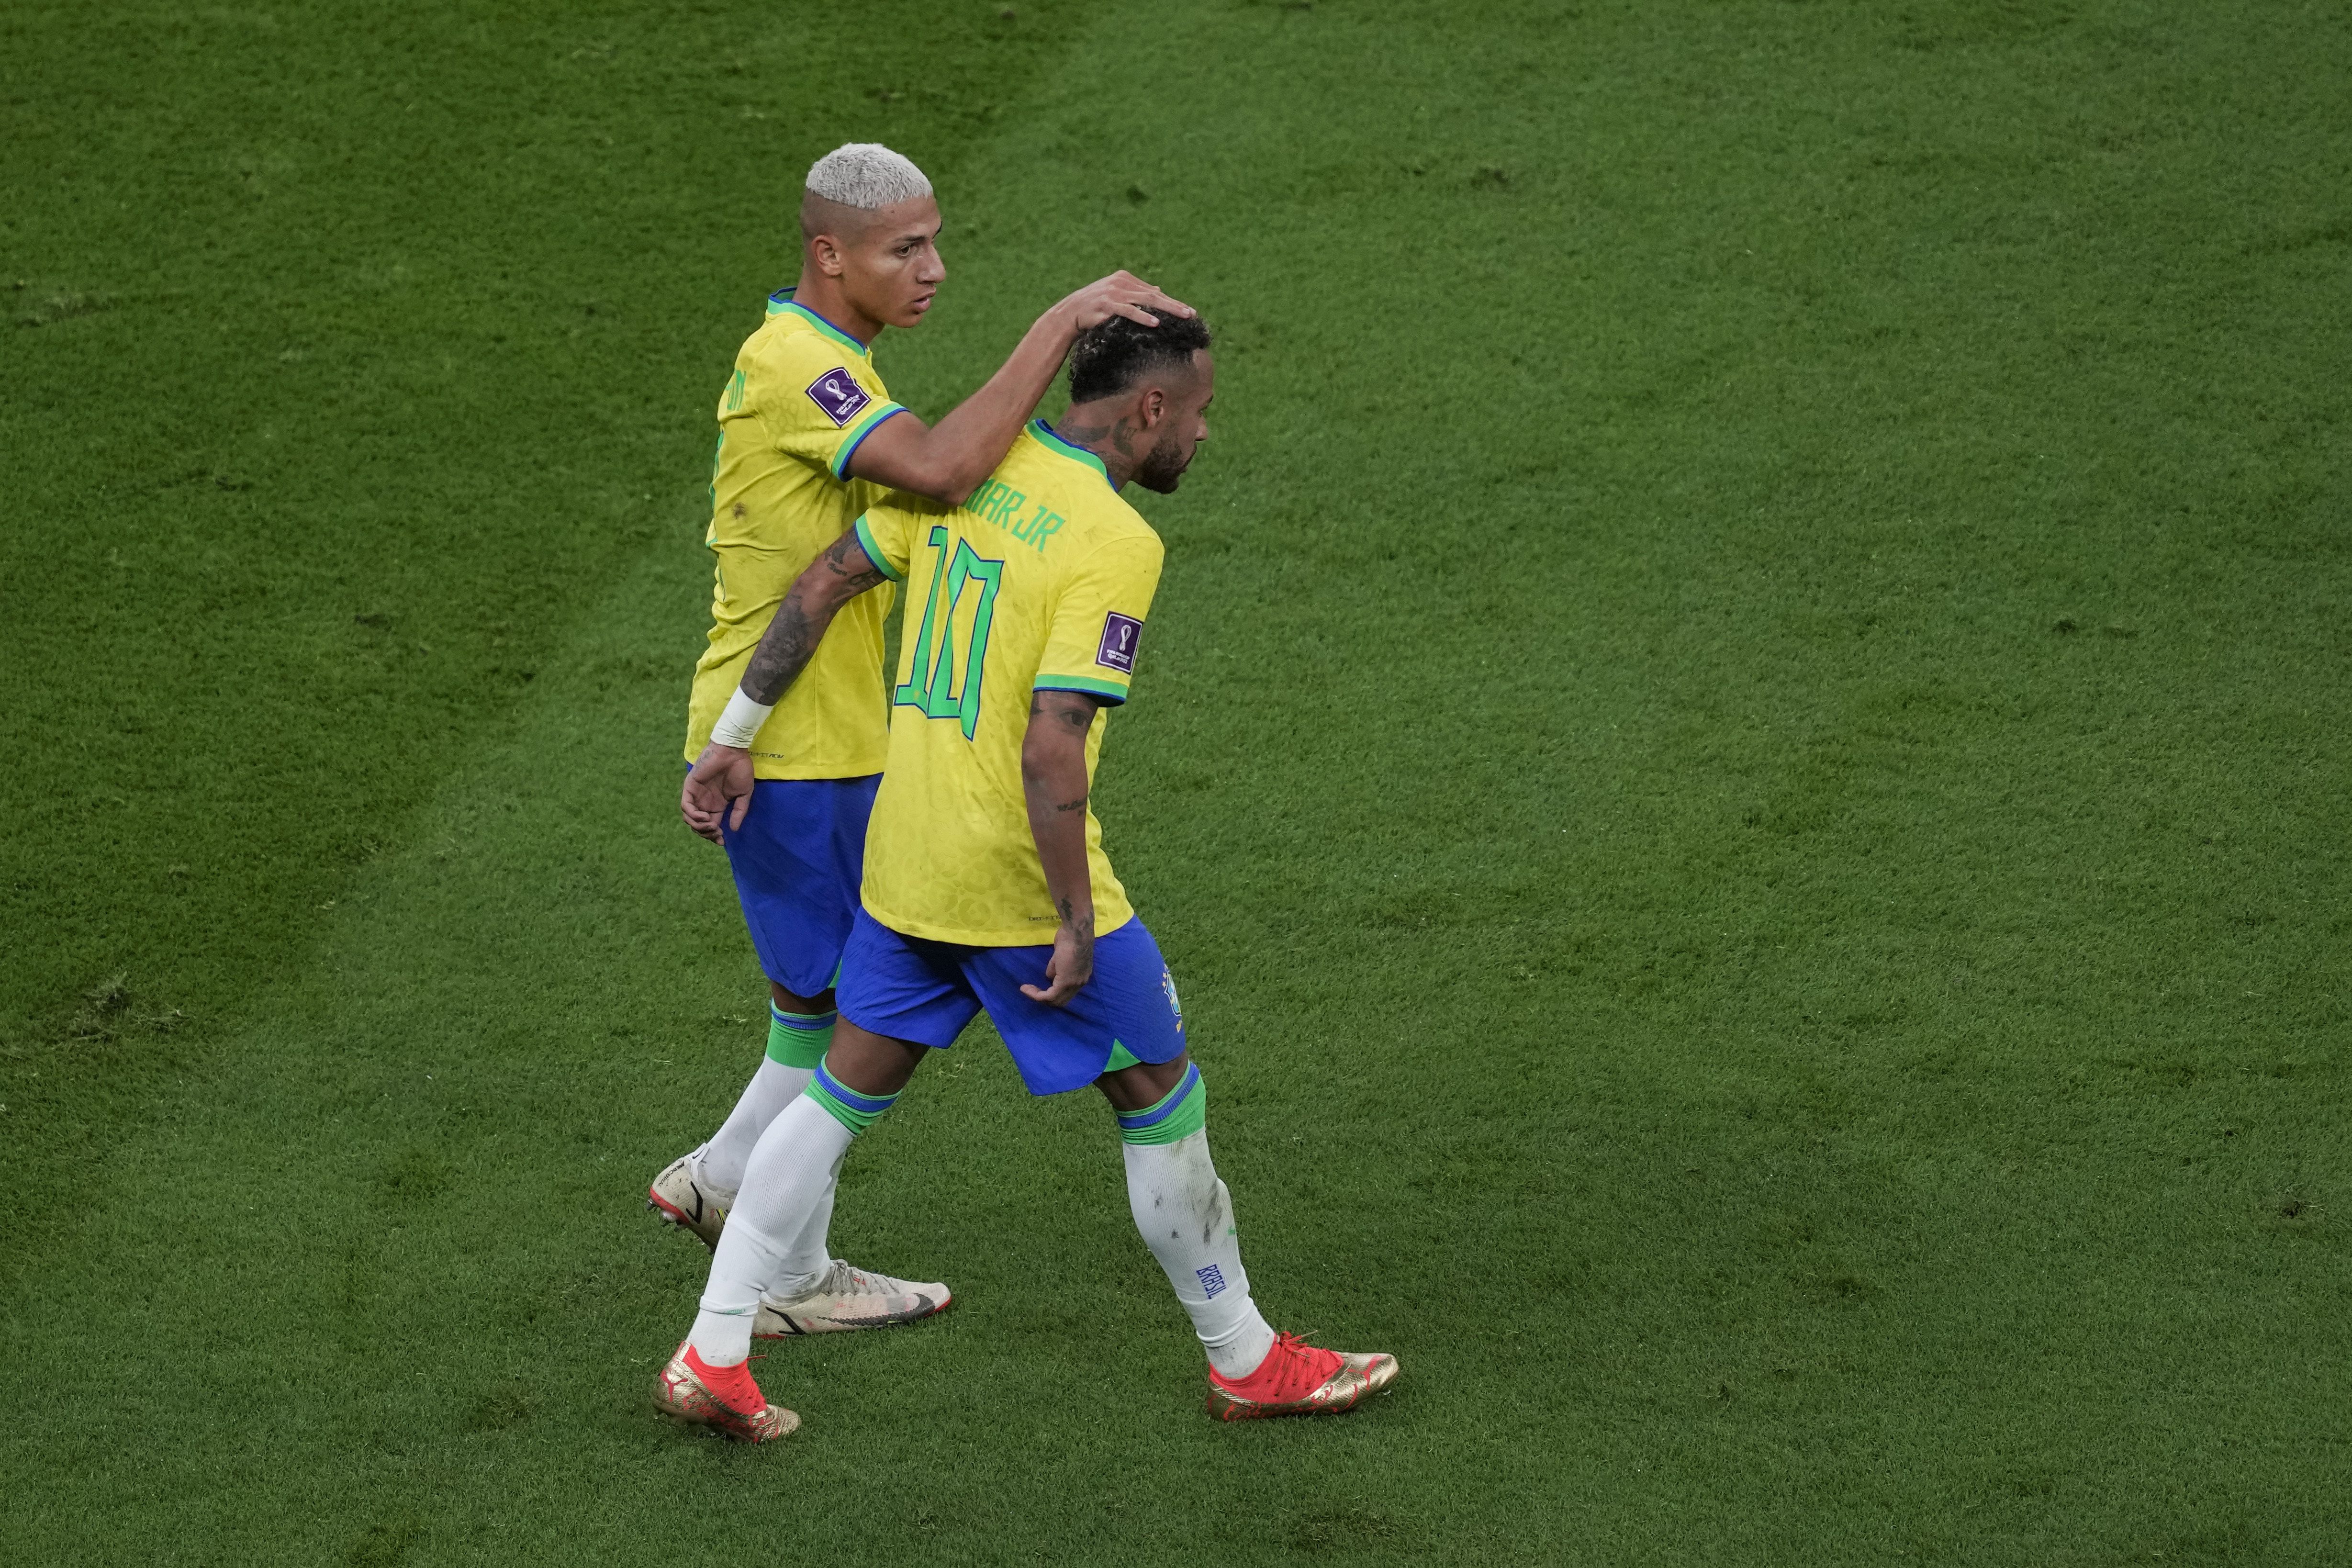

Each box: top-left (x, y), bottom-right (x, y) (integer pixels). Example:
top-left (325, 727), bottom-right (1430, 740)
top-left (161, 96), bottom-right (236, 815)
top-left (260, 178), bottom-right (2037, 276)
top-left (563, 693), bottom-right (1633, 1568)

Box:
top-left (4, 0), bottom-right (2349, 1561)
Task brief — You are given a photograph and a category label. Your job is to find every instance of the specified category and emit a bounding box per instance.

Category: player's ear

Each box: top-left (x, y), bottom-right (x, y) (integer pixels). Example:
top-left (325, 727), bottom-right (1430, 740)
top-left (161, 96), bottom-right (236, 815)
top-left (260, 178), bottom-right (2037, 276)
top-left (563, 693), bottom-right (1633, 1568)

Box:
top-left (809, 233), bottom-right (847, 277)
top-left (1136, 383), bottom-right (1168, 429)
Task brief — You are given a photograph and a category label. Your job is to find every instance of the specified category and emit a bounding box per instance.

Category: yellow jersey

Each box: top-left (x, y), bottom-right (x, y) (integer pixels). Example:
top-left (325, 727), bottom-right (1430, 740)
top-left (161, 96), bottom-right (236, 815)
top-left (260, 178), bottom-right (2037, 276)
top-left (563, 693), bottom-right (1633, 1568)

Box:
top-left (684, 289), bottom-right (908, 779)
top-left (851, 420), bottom-right (1165, 946)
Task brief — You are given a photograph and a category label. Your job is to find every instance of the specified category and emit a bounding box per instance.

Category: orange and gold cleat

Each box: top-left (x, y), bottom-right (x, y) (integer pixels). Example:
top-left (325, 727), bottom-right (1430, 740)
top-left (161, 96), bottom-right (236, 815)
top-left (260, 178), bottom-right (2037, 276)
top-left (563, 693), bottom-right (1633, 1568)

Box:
top-left (1204, 1333), bottom-right (1399, 1422)
top-left (652, 1342), bottom-right (798, 1442)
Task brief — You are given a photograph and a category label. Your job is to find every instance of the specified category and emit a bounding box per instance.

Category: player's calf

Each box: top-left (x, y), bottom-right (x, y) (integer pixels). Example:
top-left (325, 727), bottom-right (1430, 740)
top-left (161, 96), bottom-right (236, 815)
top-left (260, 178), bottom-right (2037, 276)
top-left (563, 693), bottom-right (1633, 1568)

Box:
top-left (1110, 1063), bottom-right (1400, 1420)
top-left (649, 1003), bottom-right (839, 1249)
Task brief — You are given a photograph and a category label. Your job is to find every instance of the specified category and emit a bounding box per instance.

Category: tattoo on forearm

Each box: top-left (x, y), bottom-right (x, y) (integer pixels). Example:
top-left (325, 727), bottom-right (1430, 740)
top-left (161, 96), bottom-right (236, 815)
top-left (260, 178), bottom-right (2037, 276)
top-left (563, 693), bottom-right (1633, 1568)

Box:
top-left (740, 536), bottom-right (884, 706)
top-left (1027, 689), bottom-right (1100, 942)
top-left (742, 598), bottom-right (819, 705)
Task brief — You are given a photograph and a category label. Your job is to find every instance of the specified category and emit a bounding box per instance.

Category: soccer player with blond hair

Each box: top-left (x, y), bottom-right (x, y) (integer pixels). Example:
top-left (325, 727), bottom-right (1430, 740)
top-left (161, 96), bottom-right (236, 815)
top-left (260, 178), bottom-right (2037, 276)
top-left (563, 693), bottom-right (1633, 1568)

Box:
top-left (647, 142), bottom-right (1190, 1339)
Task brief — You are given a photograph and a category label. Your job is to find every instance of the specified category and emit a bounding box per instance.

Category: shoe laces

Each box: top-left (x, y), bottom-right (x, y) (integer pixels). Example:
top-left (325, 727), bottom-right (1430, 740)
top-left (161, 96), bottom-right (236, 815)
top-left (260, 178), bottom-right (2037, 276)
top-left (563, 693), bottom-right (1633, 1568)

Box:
top-left (684, 1348), bottom-right (766, 1415)
top-left (814, 1259), bottom-right (892, 1297)
top-left (1273, 1331), bottom-right (1339, 1368)
top-left (1224, 1332), bottom-right (1342, 1398)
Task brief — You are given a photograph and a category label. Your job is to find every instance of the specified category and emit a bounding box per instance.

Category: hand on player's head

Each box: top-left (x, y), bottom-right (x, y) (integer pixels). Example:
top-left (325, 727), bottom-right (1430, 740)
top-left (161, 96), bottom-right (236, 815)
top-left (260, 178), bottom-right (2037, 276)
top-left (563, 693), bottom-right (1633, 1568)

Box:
top-left (1061, 271), bottom-right (1195, 332)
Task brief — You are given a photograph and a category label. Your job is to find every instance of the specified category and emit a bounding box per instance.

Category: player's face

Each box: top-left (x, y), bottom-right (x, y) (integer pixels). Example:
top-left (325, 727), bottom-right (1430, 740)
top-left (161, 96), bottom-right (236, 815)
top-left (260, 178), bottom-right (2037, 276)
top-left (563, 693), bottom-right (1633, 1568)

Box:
top-left (841, 197), bottom-right (947, 329)
top-left (1133, 351), bottom-right (1214, 494)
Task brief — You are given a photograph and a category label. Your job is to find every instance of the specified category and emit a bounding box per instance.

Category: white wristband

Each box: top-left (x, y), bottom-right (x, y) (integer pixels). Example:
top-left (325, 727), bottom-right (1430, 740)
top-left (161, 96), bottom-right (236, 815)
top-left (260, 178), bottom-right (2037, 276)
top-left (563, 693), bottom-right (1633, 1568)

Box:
top-left (709, 686), bottom-right (774, 750)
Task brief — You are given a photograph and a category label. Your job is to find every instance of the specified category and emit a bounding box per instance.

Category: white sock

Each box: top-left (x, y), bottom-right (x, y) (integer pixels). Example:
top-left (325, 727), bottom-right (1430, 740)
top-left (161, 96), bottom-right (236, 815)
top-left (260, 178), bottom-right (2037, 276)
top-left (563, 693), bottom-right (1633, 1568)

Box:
top-left (697, 1058), bottom-right (814, 1197)
top-left (687, 1216), bottom-right (789, 1367)
top-left (771, 1163), bottom-right (838, 1299)
top-left (1123, 1129), bottom-right (1277, 1379)
top-left (688, 1094), bottom-right (852, 1365)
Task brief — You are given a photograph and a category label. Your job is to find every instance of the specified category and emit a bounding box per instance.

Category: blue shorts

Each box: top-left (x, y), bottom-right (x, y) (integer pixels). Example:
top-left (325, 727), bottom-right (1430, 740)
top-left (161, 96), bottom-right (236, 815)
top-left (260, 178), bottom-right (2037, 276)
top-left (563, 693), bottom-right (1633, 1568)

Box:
top-left (835, 908), bottom-right (1186, 1096)
top-left (717, 773), bottom-right (882, 998)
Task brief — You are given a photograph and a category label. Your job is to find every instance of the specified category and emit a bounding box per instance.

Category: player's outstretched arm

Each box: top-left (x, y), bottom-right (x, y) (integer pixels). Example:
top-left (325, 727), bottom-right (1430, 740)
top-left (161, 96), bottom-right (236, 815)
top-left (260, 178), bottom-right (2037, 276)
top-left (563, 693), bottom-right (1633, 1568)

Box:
top-left (1019, 690), bottom-right (1103, 1006)
top-left (680, 529), bottom-right (892, 843)
top-left (845, 272), bottom-right (1193, 507)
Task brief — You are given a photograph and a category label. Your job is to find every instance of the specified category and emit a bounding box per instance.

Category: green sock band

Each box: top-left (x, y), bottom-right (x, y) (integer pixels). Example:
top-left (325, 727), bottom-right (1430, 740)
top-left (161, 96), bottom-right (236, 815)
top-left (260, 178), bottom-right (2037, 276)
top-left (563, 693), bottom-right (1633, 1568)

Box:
top-left (765, 1003), bottom-right (834, 1069)
top-left (1116, 1064), bottom-right (1207, 1146)
top-left (806, 1063), bottom-right (899, 1137)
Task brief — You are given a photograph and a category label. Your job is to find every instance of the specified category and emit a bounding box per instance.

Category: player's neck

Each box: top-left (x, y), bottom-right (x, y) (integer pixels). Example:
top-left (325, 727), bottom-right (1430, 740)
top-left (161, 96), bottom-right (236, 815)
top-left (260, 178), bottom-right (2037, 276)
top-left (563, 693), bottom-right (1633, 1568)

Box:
top-left (788, 271), bottom-right (884, 347)
top-left (1055, 400), bottom-right (1141, 491)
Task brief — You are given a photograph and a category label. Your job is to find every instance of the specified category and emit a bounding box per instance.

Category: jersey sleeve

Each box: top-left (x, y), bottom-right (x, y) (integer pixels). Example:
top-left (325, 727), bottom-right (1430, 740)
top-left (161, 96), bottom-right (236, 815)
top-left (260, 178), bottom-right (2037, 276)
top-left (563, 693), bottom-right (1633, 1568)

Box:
top-left (1033, 534), bottom-right (1165, 706)
top-left (851, 495), bottom-right (923, 583)
top-left (747, 331), bottom-right (907, 480)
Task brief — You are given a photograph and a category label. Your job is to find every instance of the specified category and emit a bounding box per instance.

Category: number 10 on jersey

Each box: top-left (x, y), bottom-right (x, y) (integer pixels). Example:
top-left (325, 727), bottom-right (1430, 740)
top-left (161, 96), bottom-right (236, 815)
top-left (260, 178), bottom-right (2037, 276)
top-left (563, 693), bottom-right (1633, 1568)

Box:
top-left (895, 525), bottom-right (1003, 741)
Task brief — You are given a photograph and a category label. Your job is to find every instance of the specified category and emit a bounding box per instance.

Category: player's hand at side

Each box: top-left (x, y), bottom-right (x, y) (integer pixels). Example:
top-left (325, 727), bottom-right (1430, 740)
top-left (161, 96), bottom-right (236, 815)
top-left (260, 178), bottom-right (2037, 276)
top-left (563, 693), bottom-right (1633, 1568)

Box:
top-left (681, 743), bottom-right (756, 843)
top-left (1021, 923), bottom-right (1095, 1007)
top-left (1053, 271), bottom-right (1194, 333)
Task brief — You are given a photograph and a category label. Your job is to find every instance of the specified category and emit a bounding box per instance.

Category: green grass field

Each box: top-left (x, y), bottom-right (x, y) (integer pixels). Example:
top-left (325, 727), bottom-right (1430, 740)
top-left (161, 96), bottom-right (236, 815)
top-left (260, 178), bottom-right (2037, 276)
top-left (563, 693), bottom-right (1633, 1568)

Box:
top-left (5, 0), bottom-right (2349, 1561)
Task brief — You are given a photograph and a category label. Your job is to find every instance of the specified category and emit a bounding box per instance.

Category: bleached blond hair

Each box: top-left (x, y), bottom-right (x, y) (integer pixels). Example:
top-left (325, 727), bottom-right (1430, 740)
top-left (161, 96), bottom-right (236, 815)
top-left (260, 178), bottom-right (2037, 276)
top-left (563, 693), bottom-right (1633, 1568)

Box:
top-left (804, 143), bottom-right (932, 209)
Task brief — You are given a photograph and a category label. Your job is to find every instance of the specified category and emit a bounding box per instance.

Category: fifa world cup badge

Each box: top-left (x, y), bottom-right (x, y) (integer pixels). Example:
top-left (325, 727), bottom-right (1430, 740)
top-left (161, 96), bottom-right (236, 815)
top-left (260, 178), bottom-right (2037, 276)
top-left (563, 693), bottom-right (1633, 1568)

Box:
top-left (804, 367), bottom-right (872, 427)
top-left (1097, 612), bottom-right (1142, 672)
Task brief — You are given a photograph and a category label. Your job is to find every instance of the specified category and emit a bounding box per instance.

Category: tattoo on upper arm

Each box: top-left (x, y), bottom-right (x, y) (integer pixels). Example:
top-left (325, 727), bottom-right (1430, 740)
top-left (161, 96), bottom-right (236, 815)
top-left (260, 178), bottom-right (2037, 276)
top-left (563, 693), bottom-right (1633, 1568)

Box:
top-left (818, 529), bottom-right (888, 592)
top-left (1028, 690), bottom-right (1101, 732)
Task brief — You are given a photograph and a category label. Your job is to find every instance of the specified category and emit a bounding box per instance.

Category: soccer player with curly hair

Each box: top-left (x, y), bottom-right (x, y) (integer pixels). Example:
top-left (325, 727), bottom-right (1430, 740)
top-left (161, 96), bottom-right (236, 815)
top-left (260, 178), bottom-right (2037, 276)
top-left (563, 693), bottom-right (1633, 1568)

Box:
top-left (656, 309), bottom-right (1399, 1439)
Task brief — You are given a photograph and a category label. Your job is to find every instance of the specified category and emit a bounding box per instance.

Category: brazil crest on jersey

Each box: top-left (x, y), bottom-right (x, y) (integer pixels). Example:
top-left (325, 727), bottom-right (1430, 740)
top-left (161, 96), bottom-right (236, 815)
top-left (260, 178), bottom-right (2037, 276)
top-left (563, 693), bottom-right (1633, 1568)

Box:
top-left (685, 289), bottom-right (907, 779)
top-left (851, 420), bottom-right (1165, 946)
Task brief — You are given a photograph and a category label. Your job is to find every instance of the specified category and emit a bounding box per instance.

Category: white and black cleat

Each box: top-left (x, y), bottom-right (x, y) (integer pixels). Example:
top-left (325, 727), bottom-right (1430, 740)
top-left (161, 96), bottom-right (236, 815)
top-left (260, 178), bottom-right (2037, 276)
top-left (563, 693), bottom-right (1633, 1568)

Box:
top-left (647, 1150), bottom-right (732, 1250)
top-left (756, 1259), bottom-right (952, 1335)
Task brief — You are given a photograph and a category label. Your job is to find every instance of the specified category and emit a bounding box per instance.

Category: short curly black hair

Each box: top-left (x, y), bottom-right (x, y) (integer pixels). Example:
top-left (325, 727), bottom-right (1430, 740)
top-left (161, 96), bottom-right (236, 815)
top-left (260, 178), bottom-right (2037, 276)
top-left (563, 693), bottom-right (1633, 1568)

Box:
top-left (1065, 307), bottom-right (1213, 403)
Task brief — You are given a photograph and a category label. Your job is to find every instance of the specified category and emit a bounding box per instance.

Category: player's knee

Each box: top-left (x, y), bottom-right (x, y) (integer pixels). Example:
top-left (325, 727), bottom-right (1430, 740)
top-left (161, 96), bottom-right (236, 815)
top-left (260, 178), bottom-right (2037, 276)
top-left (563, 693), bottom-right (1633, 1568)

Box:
top-left (771, 980), bottom-right (836, 1014)
top-left (1110, 1060), bottom-right (1206, 1146)
top-left (821, 1019), bottom-right (926, 1100)
top-left (804, 1059), bottom-right (904, 1138)
top-left (1097, 1050), bottom-right (1190, 1112)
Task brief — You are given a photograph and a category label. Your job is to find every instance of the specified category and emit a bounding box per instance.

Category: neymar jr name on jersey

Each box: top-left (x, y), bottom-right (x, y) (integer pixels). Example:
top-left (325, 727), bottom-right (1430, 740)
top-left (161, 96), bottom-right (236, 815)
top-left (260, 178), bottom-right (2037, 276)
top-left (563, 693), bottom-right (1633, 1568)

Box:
top-left (961, 476), bottom-right (1069, 555)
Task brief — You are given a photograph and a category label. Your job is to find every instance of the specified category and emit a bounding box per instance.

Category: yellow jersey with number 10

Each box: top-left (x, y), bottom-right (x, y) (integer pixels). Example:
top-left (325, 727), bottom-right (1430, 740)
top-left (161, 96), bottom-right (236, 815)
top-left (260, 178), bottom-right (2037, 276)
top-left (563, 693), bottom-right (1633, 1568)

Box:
top-left (851, 420), bottom-right (1165, 947)
top-left (684, 289), bottom-right (907, 779)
